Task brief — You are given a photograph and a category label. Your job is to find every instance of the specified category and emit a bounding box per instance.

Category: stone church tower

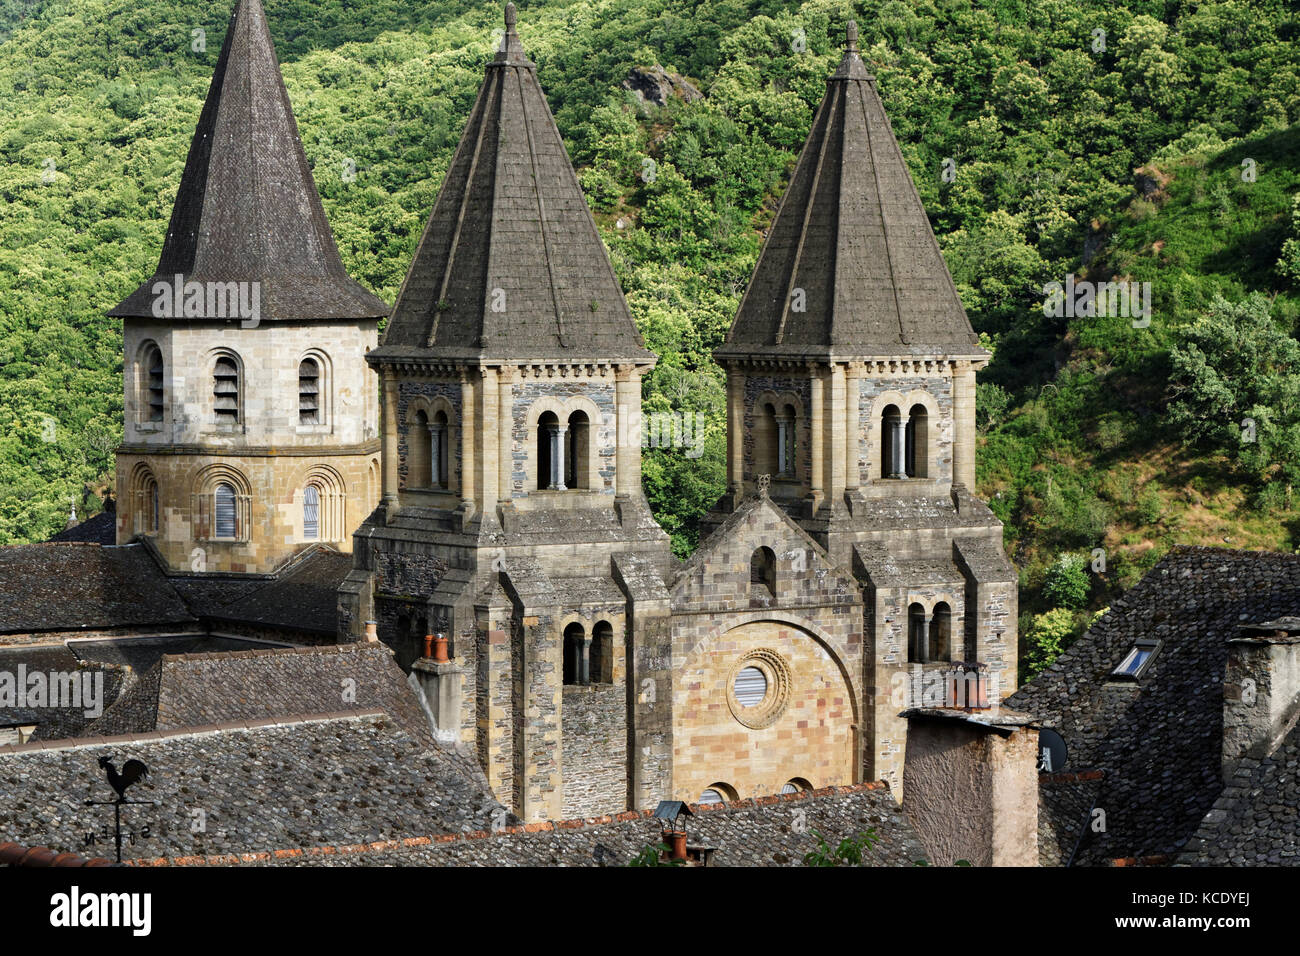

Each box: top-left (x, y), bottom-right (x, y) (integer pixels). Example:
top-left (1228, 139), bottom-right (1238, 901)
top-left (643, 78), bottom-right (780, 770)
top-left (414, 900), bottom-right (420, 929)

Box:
top-left (341, 6), bottom-right (674, 821)
top-left (697, 21), bottom-right (1019, 795)
top-left (109, 0), bottom-right (388, 574)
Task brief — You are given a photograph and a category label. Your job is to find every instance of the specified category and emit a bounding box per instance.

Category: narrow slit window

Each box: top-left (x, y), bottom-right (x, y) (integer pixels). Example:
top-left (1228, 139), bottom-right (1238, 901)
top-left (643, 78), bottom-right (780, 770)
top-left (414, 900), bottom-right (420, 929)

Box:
top-left (299, 359), bottom-right (320, 425)
top-left (214, 356), bottom-right (240, 424)
top-left (303, 485), bottom-right (320, 540)
top-left (214, 482), bottom-right (237, 538)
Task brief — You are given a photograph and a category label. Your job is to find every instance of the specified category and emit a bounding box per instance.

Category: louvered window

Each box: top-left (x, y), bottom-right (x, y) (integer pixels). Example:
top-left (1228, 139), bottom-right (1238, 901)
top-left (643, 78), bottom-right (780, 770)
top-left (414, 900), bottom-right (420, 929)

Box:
top-left (214, 356), bottom-right (239, 423)
top-left (214, 482), bottom-right (237, 538)
top-left (734, 666), bottom-right (768, 707)
top-left (145, 345), bottom-right (164, 422)
top-left (299, 358), bottom-right (320, 424)
top-left (698, 788), bottom-right (724, 805)
top-left (303, 484), bottom-right (320, 539)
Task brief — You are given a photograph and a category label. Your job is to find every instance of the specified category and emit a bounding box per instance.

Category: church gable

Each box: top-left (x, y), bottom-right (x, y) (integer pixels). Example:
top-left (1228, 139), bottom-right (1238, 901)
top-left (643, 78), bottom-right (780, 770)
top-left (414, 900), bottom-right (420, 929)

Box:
top-left (670, 494), bottom-right (859, 614)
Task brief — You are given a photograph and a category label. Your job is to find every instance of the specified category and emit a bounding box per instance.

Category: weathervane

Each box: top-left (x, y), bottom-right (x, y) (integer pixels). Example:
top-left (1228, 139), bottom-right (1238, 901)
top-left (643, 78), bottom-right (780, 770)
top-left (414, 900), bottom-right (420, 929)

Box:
top-left (83, 755), bottom-right (154, 863)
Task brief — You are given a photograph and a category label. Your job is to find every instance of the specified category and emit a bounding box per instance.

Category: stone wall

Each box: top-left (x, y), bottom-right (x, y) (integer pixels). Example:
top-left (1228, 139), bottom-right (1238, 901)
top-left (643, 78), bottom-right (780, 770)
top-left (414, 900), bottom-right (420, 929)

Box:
top-left (561, 683), bottom-right (627, 816)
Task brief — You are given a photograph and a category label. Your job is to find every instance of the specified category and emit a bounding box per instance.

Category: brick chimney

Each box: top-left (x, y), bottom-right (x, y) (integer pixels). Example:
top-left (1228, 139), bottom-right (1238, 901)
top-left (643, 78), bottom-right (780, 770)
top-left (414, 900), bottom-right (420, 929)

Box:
top-left (901, 705), bottom-right (1039, 866)
top-left (1222, 616), bottom-right (1300, 778)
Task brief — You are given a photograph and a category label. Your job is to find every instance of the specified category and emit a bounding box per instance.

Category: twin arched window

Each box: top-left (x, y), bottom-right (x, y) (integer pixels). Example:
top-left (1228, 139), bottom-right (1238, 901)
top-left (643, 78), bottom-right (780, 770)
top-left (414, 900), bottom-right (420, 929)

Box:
top-left (408, 408), bottom-right (451, 490)
top-left (763, 402), bottom-right (798, 477)
top-left (881, 403), bottom-right (929, 479)
top-left (537, 410), bottom-right (590, 490)
top-left (563, 620), bottom-right (614, 685)
top-left (907, 601), bottom-right (951, 663)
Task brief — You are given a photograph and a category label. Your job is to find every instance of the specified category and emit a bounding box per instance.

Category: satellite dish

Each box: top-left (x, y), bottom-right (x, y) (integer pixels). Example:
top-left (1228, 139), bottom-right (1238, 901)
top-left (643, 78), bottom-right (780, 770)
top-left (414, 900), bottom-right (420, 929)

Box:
top-left (1038, 728), bottom-right (1068, 773)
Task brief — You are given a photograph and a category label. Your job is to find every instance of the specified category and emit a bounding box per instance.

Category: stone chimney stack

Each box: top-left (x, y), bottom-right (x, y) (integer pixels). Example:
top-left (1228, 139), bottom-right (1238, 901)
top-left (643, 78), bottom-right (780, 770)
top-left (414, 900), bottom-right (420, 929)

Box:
top-left (1222, 617), bottom-right (1300, 778)
top-left (901, 706), bottom-right (1039, 866)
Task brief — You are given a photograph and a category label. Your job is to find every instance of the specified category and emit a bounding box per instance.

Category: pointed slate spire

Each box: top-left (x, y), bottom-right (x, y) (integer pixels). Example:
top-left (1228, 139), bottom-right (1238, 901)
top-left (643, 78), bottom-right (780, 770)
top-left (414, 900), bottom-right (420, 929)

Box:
top-left (373, 3), bottom-right (652, 364)
top-left (717, 21), bottom-right (982, 360)
top-left (109, 0), bottom-right (387, 321)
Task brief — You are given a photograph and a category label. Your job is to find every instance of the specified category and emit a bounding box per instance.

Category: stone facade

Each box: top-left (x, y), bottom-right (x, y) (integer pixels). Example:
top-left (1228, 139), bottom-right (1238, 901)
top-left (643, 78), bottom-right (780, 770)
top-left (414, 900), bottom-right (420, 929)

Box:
top-left (339, 15), bottom-right (1019, 821)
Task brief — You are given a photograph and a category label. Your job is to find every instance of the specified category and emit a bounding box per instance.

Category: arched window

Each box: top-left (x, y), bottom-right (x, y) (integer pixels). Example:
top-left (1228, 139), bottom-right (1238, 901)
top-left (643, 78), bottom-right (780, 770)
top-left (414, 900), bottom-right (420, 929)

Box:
top-left (750, 546), bottom-right (776, 603)
top-left (882, 404), bottom-right (903, 479)
top-left (213, 355), bottom-right (240, 424)
top-left (214, 482), bottom-right (238, 539)
top-left (906, 403), bottom-right (929, 479)
top-left (409, 410), bottom-right (431, 489)
top-left (591, 620), bottom-right (613, 684)
top-left (781, 778), bottom-right (812, 794)
top-left (563, 622), bottom-right (587, 685)
top-left (566, 410), bottom-right (590, 490)
top-left (141, 343), bottom-right (164, 423)
top-left (431, 410), bottom-right (449, 489)
top-left (303, 484), bottom-right (320, 540)
top-left (134, 468), bottom-right (160, 535)
top-left (298, 358), bottom-right (320, 425)
top-left (699, 782), bottom-right (737, 805)
top-left (537, 411), bottom-right (562, 490)
top-left (931, 602), bottom-right (951, 661)
top-left (907, 602), bottom-right (928, 663)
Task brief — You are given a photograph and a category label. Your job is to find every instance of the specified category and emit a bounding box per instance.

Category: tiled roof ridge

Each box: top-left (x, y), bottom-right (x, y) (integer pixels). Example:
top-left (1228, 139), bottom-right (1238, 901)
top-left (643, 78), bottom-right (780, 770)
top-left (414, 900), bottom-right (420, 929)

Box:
top-left (0, 709), bottom-right (388, 755)
top-left (0, 842), bottom-right (114, 867)
top-left (125, 781), bottom-right (892, 866)
top-left (157, 640), bottom-right (384, 665)
top-left (1040, 769), bottom-right (1105, 785)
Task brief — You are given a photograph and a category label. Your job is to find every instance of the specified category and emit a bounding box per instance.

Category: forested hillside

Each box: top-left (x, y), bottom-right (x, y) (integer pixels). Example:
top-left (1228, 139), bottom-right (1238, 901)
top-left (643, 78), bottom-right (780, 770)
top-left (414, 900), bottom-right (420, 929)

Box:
top-left (1, 0), bottom-right (1298, 670)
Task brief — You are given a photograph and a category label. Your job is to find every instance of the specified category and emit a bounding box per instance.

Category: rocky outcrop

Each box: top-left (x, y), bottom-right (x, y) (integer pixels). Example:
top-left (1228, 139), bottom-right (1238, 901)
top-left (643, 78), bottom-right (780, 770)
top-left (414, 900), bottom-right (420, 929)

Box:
top-left (622, 65), bottom-right (703, 107)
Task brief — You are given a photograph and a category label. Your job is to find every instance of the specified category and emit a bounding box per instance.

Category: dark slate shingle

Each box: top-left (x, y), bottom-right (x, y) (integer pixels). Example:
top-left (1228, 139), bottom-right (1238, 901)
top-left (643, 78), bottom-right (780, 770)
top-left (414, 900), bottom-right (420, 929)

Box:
top-left (1008, 546), bottom-right (1300, 865)
top-left (371, 5), bottom-right (652, 364)
top-left (717, 21), bottom-right (984, 362)
top-left (107, 0), bottom-right (388, 322)
top-left (0, 544), bottom-right (196, 635)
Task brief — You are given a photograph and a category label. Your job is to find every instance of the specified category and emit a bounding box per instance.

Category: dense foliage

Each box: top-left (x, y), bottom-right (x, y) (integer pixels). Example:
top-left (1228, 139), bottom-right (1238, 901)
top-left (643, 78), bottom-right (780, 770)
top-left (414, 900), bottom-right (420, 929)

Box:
top-left (2, 0), bottom-right (1299, 676)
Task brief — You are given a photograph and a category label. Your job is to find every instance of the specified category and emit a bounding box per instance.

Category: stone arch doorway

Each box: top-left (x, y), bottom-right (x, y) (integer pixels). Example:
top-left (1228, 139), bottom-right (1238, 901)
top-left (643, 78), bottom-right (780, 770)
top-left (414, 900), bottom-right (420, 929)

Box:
top-left (672, 619), bottom-right (856, 802)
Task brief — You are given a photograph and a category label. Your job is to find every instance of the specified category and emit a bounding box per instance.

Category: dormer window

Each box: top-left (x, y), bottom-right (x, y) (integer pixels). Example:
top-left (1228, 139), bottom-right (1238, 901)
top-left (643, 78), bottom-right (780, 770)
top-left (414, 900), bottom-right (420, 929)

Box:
top-left (1111, 638), bottom-right (1160, 680)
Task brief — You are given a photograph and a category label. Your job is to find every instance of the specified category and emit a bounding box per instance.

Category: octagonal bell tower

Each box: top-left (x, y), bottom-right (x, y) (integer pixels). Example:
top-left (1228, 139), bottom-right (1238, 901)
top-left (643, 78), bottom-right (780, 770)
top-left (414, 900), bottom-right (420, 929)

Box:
top-left (108, 0), bottom-right (389, 574)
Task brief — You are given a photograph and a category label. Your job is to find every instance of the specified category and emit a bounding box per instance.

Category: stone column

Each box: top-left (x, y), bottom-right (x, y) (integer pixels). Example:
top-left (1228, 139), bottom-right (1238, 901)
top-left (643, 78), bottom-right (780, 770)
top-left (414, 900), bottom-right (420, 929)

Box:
top-left (429, 423), bottom-right (443, 488)
top-left (845, 363), bottom-right (862, 491)
top-left (459, 372), bottom-right (476, 511)
top-left (917, 618), bottom-right (930, 663)
top-left (890, 416), bottom-right (908, 480)
top-left (579, 636), bottom-right (591, 685)
top-left (381, 371), bottom-right (399, 513)
top-left (548, 424), bottom-right (567, 490)
top-left (775, 414), bottom-right (792, 476)
top-left (498, 368), bottom-right (514, 500)
top-left (726, 366), bottom-right (746, 493)
top-left (809, 364), bottom-right (824, 510)
top-left (478, 367), bottom-right (498, 515)
top-left (616, 365), bottom-right (641, 498)
top-left (828, 363), bottom-right (846, 502)
top-left (952, 360), bottom-right (977, 489)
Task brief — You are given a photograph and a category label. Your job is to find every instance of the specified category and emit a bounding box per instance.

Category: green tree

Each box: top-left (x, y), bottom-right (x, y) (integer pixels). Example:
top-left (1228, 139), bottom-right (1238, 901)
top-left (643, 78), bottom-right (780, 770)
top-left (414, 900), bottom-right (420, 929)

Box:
top-left (1042, 553), bottom-right (1090, 609)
